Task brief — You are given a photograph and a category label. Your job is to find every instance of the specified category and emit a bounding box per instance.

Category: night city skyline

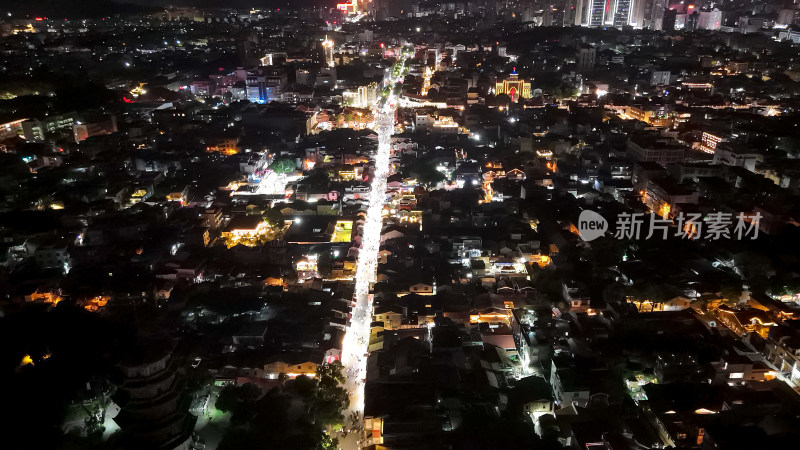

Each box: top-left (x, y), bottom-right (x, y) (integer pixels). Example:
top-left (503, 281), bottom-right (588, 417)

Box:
top-left (2, 1), bottom-right (800, 450)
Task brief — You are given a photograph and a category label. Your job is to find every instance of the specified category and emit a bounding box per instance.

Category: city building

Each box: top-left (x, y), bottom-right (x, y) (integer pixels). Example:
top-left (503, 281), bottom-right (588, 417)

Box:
top-left (713, 143), bottom-right (763, 172)
top-left (495, 68), bottom-right (532, 102)
top-left (113, 349), bottom-right (196, 449)
top-left (586, 0), bottom-right (608, 27)
top-left (5, 6), bottom-right (800, 450)
top-left (321, 36), bottom-right (334, 68)
top-left (33, 245), bottom-right (71, 273)
top-left (627, 132), bottom-right (686, 165)
top-left (577, 45), bottom-right (596, 73)
top-left (650, 70), bottom-right (671, 85)
top-left (612, 0), bottom-right (633, 28)
top-left (644, 177), bottom-right (700, 218)
top-left (22, 113), bottom-right (77, 142)
top-left (698, 9), bottom-right (723, 30)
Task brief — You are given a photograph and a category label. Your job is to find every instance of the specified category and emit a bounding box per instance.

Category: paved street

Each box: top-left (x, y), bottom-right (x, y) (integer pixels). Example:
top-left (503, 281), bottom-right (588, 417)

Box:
top-left (337, 53), bottom-right (407, 450)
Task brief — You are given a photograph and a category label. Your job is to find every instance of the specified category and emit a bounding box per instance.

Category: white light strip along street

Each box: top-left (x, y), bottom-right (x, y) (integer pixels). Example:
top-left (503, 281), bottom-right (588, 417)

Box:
top-left (339, 52), bottom-right (407, 445)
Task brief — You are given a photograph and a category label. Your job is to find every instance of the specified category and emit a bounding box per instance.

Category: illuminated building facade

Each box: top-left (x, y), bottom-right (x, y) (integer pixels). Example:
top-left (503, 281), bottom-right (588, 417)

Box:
top-left (73, 115), bottom-right (118, 143)
top-left (80, 295), bottom-right (110, 312)
top-left (204, 137), bottom-right (240, 155)
top-left (716, 306), bottom-right (776, 339)
top-left (587, 0), bottom-right (607, 27)
top-left (643, 178), bottom-right (699, 219)
top-left (337, 0), bottom-right (359, 15)
top-left (579, 0), bottom-right (646, 28)
top-left (295, 255), bottom-right (319, 280)
top-left (0, 118), bottom-right (26, 140)
top-left (616, 105), bottom-right (674, 127)
top-left (700, 131), bottom-right (724, 154)
top-left (263, 357), bottom-right (318, 379)
top-left (358, 82), bottom-right (378, 107)
top-left (613, 0), bottom-right (633, 28)
top-left (344, 83), bottom-right (378, 108)
top-left (432, 116), bottom-right (459, 134)
top-left (22, 113), bottom-right (77, 142)
top-left (494, 68), bottom-right (531, 102)
top-left (220, 214), bottom-right (282, 247)
top-left (321, 36), bottom-right (334, 68)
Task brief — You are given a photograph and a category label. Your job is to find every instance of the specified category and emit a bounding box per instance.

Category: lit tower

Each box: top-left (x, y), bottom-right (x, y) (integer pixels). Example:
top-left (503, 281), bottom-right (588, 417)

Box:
top-left (322, 36), bottom-right (335, 68)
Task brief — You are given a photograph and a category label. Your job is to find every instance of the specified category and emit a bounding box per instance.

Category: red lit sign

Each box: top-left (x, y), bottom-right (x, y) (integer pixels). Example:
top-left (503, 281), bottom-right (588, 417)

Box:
top-left (337, 0), bottom-right (358, 13)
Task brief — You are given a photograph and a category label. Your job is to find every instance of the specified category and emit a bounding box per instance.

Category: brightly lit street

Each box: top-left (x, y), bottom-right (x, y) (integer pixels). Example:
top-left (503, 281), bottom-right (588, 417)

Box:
top-left (337, 50), bottom-right (409, 450)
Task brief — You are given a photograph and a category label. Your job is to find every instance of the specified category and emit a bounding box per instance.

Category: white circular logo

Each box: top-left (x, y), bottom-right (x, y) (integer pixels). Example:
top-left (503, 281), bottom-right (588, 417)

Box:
top-left (578, 210), bottom-right (608, 242)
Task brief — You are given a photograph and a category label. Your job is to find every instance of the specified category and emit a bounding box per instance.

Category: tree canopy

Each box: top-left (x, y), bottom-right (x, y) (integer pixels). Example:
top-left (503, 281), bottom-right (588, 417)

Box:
top-left (217, 362), bottom-right (348, 450)
top-left (270, 157), bottom-right (296, 174)
top-left (262, 208), bottom-right (286, 229)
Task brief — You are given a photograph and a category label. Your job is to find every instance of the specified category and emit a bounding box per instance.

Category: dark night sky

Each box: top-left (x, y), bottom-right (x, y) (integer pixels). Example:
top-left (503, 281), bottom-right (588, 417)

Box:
top-left (7, 0), bottom-right (339, 17)
top-left (122, 0), bottom-right (330, 6)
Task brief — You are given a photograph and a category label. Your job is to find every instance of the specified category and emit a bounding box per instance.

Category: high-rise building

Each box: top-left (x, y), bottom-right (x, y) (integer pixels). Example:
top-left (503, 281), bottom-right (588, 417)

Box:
top-left (246, 67), bottom-right (287, 104)
top-left (577, 45), bottom-right (596, 73)
top-left (613, 0), bottom-right (634, 28)
top-left (687, 11), bottom-right (699, 30)
top-left (630, 0), bottom-right (647, 28)
top-left (237, 31), bottom-right (259, 67)
top-left (697, 9), bottom-right (722, 30)
top-left (336, 0), bottom-right (359, 15)
top-left (486, 0), bottom-right (498, 24)
top-left (587, 0), bottom-right (607, 26)
top-left (543, 3), bottom-right (566, 26)
top-left (370, 0), bottom-right (413, 20)
top-left (358, 83), bottom-right (379, 108)
top-left (663, 8), bottom-right (678, 31)
top-left (674, 13), bottom-right (687, 29)
top-left (564, 0), bottom-right (585, 26)
top-left (644, 0), bottom-right (668, 30)
top-left (777, 8), bottom-right (799, 27)
top-left (586, 0), bottom-right (668, 29)
top-left (321, 36), bottom-right (335, 68)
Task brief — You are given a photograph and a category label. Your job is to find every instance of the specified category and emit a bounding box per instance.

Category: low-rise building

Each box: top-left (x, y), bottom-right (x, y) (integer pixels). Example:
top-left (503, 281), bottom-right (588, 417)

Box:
top-left (713, 143), bottom-right (763, 172)
top-left (627, 133), bottom-right (686, 166)
top-left (263, 352), bottom-right (319, 379)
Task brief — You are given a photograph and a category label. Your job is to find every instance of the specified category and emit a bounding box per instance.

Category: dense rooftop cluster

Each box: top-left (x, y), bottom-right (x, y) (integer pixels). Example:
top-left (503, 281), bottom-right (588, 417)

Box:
top-left (2, 1), bottom-right (800, 449)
